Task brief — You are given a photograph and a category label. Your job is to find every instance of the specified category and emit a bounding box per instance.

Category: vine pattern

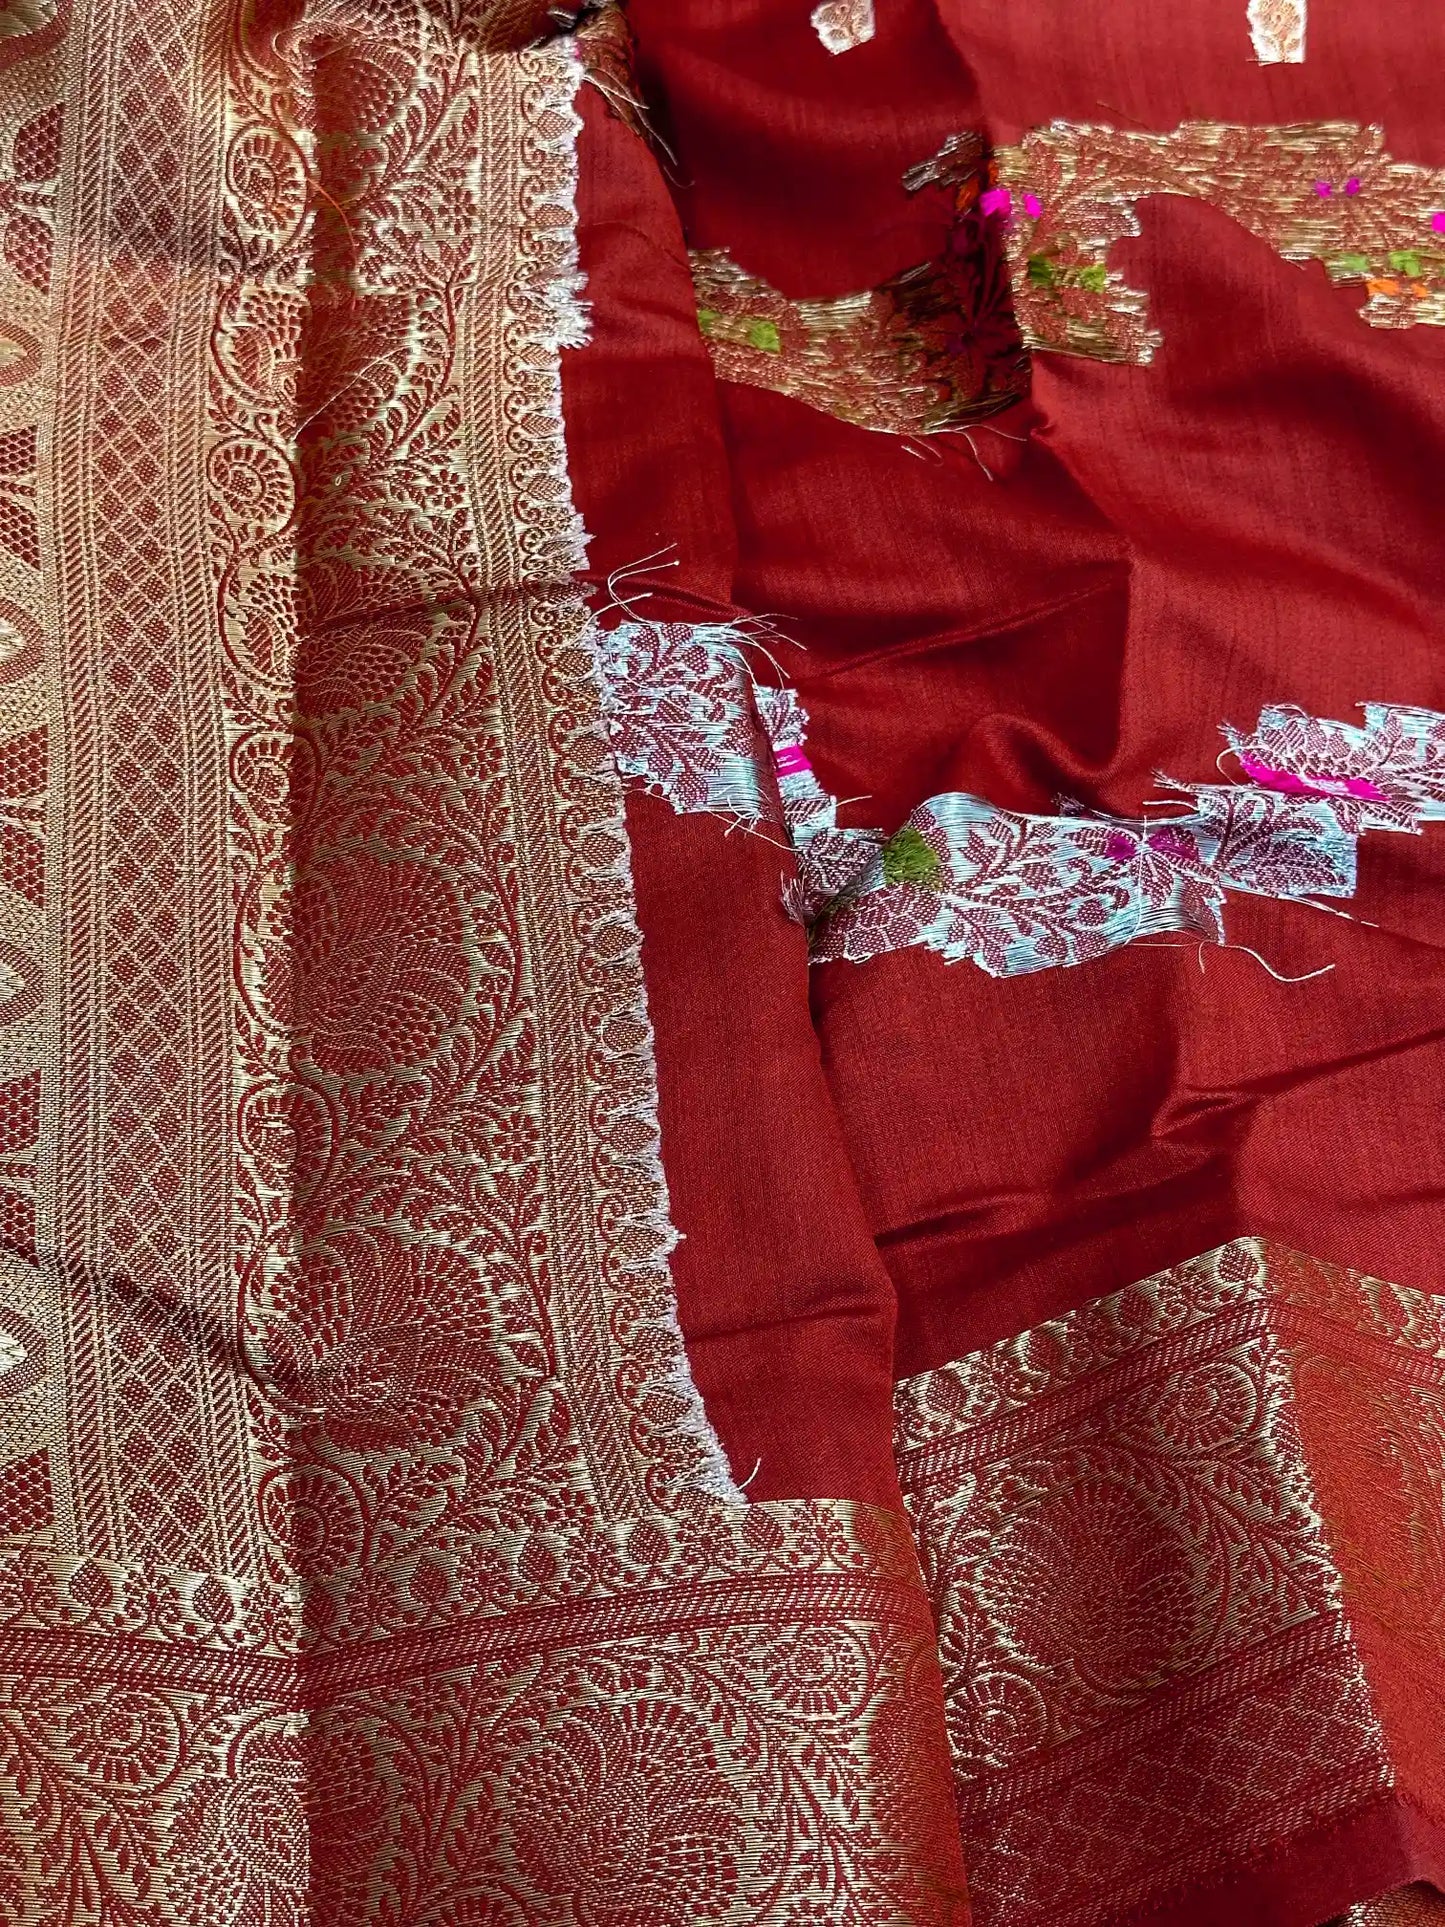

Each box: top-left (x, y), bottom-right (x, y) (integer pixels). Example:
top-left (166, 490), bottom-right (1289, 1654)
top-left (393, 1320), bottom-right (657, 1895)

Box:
top-left (807, 702), bottom-right (1445, 972)
top-left (0, 5), bottom-right (970, 1920)
top-left (896, 1239), bottom-right (1445, 1927)
top-left (591, 620), bottom-right (1445, 980)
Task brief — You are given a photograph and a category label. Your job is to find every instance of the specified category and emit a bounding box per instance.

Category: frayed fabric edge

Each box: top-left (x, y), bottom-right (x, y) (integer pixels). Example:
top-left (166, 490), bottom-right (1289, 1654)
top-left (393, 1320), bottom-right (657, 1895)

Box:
top-left (593, 614), bottom-right (1445, 986)
top-left (523, 40), bottom-right (745, 1505)
top-left (805, 702), bottom-right (1445, 975)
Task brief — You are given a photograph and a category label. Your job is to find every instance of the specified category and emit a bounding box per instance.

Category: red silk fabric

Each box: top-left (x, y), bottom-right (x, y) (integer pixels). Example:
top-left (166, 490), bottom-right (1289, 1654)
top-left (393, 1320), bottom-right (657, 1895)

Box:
top-left (565, 6), bottom-right (1445, 1923)
top-left (569, 0), bottom-right (1445, 1457)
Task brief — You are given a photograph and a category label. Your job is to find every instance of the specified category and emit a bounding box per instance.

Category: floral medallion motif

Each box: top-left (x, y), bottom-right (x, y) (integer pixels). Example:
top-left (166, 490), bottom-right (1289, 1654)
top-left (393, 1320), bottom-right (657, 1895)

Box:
top-left (254, 1229), bottom-right (504, 1453)
top-left (169, 1720), bottom-right (389, 1927)
top-left (506, 1696), bottom-right (746, 1926)
top-left (292, 853), bottom-right (473, 1077)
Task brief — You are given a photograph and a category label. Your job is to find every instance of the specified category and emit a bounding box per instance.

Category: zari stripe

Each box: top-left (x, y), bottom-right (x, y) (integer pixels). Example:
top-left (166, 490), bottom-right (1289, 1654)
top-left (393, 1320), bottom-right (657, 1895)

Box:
top-left (895, 1239), bottom-right (1445, 1927)
top-left (45, 0), bottom-right (253, 1569)
top-left (0, 0), bottom-right (61, 1557)
top-left (1338, 1887), bottom-right (1445, 1926)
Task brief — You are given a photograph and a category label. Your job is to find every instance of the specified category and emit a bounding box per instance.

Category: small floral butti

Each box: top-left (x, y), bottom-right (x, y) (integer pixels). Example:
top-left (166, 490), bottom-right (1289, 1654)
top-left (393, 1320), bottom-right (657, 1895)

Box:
top-left (811, 0), bottom-right (875, 54)
top-left (912, 121), bottom-right (1445, 362)
top-left (1249, 0), bottom-right (1306, 63)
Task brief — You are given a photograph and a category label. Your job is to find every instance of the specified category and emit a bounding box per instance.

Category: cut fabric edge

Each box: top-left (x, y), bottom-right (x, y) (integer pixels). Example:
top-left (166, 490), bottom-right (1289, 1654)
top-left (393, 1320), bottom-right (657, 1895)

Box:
top-left (590, 612), bottom-right (1445, 984)
top-left (805, 701), bottom-right (1445, 975)
top-left (593, 615), bottom-right (788, 833)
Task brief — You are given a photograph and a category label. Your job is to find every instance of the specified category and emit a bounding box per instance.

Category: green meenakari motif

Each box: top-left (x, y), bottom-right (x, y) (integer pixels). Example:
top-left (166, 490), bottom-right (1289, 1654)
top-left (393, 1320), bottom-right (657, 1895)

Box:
top-left (881, 824), bottom-right (943, 887)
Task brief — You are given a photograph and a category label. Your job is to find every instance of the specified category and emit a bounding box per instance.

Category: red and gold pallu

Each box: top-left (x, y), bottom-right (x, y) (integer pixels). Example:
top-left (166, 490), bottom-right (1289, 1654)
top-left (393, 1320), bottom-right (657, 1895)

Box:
top-left (0, 0), bottom-right (1441, 1923)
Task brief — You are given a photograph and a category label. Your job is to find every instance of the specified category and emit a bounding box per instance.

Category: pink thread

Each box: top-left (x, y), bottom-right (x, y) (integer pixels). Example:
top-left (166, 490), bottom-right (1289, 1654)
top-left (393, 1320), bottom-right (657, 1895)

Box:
top-left (1146, 828), bottom-right (1198, 862)
top-left (1023, 192), bottom-right (1043, 218)
top-left (1104, 831), bottom-right (1135, 862)
top-left (1237, 750), bottom-right (1387, 803)
top-left (774, 744), bottom-right (812, 777)
top-left (1313, 180), bottom-right (1332, 197)
top-left (1433, 211), bottom-right (1445, 234)
top-left (1320, 774), bottom-right (1388, 802)
top-left (1344, 176), bottom-right (1361, 196)
top-left (979, 186), bottom-right (1012, 219)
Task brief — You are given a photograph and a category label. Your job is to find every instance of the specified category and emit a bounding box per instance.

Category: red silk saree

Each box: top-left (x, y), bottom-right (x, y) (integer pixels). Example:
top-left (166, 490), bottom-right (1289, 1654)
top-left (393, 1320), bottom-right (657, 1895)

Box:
top-left (0, 1), bottom-right (1441, 1922)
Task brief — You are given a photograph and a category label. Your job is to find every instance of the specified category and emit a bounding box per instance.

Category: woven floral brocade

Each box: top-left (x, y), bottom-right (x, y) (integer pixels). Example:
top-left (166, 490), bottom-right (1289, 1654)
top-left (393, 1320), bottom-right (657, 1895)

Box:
top-left (5, 0), bottom-right (1444, 1921)
top-left (691, 205), bottom-right (1029, 436)
top-left (0, 6), bottom-right (968, 1921)
top-left (896, 1240), bottom-right (1445, 1927)
top-left (913, 122), bottom-right (1445, 364)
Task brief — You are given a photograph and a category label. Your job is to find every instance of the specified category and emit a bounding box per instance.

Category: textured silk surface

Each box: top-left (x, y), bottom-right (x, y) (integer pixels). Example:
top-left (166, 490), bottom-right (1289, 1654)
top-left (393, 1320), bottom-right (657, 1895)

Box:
top-left (896, 1239), bottom-right (1445, 1927)
top-left (568, 2), bottom-right (1444, 1925)
top-left (0, 3), bottom-right (969, 1922)
top-left (3, 1), bottom-right (1444, 1925)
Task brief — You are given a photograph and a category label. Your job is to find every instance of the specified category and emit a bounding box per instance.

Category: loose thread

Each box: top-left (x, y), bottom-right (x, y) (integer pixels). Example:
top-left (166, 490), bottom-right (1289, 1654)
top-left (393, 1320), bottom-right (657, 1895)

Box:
top-left (720, 814), bottom-right (791, 851)
top-left (960, 429), bottom-right (997, 481)
top-left (728, 610), bottom-right (805, 645)
top-left (583, 72), bottom-right (682, 174)
top-left (1093, 98), bottom-right (1156, 130)
top-left (312, 182), bottom-right (359, 252)
top-left (1300, 896), bottom-right (1383, 932)
top-left (737, 1457), bottom-right (764, 1491)
top-left (1138, 937), bottom-right (1335, 983)
top-left (294, 351), bottom-right (400, 437)
top-left (727, 630), bottom-right (797, 691)
top-left (601, 547), bottom-right (681, 622)
top-left (1202, 939), bottom-right (1335, 983)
